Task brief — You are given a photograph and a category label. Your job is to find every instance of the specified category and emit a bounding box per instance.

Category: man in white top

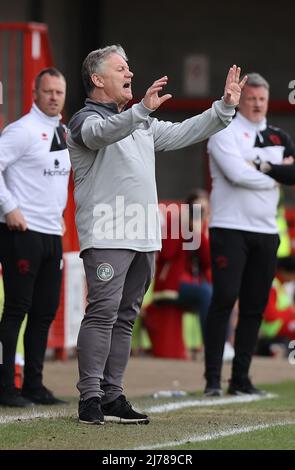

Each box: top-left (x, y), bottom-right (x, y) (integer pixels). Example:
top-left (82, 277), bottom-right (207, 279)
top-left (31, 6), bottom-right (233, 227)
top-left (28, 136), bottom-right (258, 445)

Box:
top-left (0, 68), bottom-right (71, 407)
top-left (204, 73), bottom-right (295, 396)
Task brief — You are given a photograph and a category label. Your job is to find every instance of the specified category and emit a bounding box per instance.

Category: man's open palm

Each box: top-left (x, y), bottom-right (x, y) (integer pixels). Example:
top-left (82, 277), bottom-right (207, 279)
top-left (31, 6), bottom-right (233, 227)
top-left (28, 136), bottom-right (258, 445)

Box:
top-left (223, 65), bottom-right (247, 106)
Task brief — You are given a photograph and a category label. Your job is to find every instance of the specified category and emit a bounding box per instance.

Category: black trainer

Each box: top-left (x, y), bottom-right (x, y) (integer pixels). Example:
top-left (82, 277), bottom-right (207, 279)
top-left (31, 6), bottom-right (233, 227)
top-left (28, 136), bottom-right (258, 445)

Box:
top-left (78, 397), bottom-right (104, 425)
top-left (0, 387), bottom-right (33, 408)
top-left (228, 378), bottom-right (266, 396)
top-left (102, 395), bottom-right (150, 424)
top-left (204, 379), bottom-right (223, 397)
top-left (204, 386), bottom-right (223, 397)
top-left (22, 385), bottom-right (68, 405)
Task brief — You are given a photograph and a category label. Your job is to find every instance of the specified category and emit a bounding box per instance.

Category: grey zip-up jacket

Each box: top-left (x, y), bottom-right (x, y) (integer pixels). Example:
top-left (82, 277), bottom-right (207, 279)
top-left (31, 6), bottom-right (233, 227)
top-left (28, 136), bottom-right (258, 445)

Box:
top-left (67, 98), bottom-right (235, 253)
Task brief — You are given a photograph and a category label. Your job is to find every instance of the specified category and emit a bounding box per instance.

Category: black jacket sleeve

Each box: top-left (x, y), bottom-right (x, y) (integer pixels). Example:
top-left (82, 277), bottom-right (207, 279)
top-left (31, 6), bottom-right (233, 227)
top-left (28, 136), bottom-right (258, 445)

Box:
top-left (263, 128), bottom-right (295, 185)
top-left (266, 163), bottom-right (295, 185)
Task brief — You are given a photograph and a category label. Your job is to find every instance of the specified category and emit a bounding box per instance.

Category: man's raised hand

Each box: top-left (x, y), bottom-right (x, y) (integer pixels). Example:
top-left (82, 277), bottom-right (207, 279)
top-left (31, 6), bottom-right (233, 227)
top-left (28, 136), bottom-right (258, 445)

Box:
top-left (143, 76), bottom-right (172, 111)
top-left (223, 65), bottom-right (247, 106)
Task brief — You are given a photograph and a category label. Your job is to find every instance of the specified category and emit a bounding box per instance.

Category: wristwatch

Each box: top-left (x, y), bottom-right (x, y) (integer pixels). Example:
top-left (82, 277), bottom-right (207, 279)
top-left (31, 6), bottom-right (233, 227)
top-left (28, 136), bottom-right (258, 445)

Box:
top-left (253, 155), bottom-right (262, 170)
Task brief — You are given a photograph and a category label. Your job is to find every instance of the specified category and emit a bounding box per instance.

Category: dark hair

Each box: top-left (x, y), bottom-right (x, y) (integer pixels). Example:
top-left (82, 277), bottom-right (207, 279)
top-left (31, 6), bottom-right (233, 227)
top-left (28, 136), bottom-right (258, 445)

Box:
top-left (185, 188), bottom-right (209, 221)
top-left (185, 188), bottom-right (209, 206)
top-left (34, 67), bottom-right (65, 90)
top-left (277, 256), bottom-right (295, 272)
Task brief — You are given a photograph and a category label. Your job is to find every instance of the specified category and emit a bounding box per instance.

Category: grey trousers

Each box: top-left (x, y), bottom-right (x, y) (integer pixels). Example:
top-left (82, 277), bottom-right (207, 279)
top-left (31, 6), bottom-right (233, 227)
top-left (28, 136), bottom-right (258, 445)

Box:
top-left (77, 248), bottom-right (155, 403)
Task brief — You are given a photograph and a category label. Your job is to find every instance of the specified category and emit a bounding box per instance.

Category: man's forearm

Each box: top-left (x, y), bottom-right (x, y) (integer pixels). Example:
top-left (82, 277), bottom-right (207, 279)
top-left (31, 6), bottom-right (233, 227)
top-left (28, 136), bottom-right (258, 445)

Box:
top-left (260, 162), bottom-right (295, 185)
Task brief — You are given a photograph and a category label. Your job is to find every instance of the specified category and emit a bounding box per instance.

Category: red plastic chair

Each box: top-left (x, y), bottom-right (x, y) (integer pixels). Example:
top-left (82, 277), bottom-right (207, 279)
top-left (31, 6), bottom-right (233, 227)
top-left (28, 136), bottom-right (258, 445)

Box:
top-left (143, 303), bottom-right (188, 359)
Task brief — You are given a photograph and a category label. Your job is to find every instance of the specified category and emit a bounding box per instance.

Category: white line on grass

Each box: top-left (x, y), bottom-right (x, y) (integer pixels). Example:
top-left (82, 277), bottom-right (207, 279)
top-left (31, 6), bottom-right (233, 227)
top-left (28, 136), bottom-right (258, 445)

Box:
top-left (146, 393), bottom-right (276, 413)
top-left (0, 394), bottom-right (277, 425)
top-left (0, 409), bottom-right (69, 425)
top-left (135, 420), bottom-right (295, 450)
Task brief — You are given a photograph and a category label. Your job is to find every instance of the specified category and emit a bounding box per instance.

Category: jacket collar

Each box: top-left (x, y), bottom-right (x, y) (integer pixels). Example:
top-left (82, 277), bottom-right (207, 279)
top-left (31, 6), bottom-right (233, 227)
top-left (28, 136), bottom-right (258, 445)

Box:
top-left (31, 103), bottom-right (61, 127)
top-left (85, 98), bottom-right (120, 114)
top-left (236, 111), bottom-right (267, 132)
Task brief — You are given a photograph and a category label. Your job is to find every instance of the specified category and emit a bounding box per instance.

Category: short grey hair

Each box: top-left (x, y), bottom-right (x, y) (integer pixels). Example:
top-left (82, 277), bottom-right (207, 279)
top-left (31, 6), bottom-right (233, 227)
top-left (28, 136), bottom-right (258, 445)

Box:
top-left (82, 44), bottom-right (128, 96)
top-left (243, 72), bottom-right (270, 90)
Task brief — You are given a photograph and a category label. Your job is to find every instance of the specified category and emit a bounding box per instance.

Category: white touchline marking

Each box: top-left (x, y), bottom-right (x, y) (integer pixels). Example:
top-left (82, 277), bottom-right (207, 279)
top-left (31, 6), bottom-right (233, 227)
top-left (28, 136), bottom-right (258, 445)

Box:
top-left (146, 393), bottom-right (277, 413)
top-left (0, 409), bottom-right (69, 425)
top-left (135, 420), bottom-right (295, 450)
top-left (0, 394), bottom-right (278, 426)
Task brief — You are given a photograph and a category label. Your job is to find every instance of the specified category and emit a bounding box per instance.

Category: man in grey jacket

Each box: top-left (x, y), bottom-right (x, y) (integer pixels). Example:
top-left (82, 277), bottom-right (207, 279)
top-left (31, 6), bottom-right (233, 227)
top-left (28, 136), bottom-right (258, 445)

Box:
top-left (67, 44), bottom-right (246, 425)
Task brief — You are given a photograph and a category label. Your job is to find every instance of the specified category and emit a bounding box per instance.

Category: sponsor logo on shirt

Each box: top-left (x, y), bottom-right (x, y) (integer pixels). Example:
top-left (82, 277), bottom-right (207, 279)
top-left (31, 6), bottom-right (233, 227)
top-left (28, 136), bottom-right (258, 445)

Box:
top-left (269, 134), bottom-right (282, 145)
top-left (43, 162), bottom-right (70, 177)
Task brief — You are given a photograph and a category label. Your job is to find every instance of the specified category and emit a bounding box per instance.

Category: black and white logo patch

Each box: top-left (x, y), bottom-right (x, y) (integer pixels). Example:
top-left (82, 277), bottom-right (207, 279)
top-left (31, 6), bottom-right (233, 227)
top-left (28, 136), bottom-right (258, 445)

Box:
top-left (96, 263), bottom-right (114, 282)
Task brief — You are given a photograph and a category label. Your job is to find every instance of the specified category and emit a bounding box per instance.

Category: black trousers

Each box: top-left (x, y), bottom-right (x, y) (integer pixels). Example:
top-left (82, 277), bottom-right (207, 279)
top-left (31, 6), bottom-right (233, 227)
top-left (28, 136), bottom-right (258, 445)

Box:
top-left (0, 224), bottom-right (62, 390)
top-left (204, 228), bottom-right (279, 384)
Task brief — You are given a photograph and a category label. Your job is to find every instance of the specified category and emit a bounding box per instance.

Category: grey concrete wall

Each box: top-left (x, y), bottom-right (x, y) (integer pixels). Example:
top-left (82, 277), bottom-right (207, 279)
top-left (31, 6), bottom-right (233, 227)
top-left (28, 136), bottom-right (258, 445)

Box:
top-left (102, 0), bottom-right (294, 99)
top-left (101, 0), bottom-right (295, 198)
top-left (0, 0), bottom-right (294, 199)
top-left (0, 0), bottom-right (28, 21)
